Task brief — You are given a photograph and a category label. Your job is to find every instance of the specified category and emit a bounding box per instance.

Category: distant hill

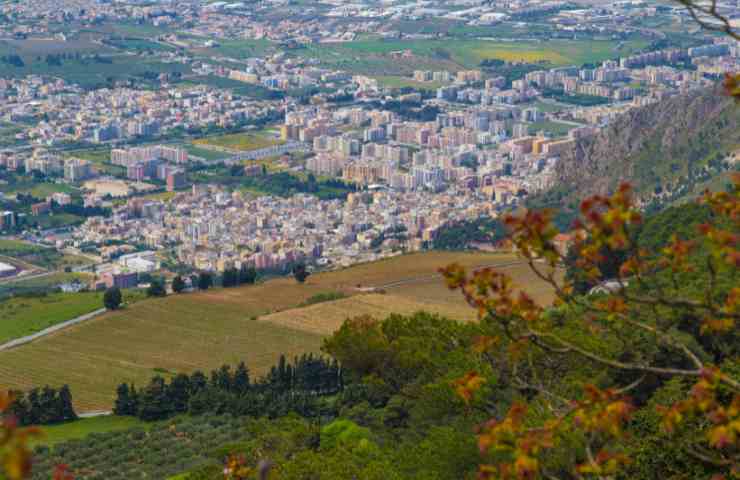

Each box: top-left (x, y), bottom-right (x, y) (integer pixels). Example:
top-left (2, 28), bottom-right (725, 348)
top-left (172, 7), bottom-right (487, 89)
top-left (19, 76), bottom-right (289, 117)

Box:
top-left (550, 85), bottom-right (739, 206)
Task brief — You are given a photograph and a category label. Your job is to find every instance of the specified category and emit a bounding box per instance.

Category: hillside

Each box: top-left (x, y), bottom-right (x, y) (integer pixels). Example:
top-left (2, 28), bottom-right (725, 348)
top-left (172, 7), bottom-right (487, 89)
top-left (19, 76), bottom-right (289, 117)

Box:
top-left (0, 251), bottom-right (557, 412)
top-left (553, 85), bottom-right (740, 204)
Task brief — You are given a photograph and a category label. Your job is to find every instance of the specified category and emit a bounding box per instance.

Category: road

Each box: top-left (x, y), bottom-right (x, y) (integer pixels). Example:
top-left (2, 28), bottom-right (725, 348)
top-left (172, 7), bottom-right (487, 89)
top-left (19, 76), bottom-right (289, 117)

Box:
top-left (0, 308), bottom-right (107, 352)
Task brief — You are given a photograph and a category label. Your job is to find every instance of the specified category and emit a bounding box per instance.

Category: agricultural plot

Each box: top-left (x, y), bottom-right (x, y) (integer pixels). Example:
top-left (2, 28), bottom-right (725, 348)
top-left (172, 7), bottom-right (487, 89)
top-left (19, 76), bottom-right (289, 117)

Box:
top-left (30, 414), bottom-right (254, 479)
top-left (192, 38), bottom-right (274, 59)
top-left (179, 75), bottom-right (283, 100)
top-left (0, 52), bottom-right (191, 89)
top-left (0, 251), bottom-right (556, 412)
top-left (295, 38), bottom-right (649, 75)
top-left (0, 291), bottom-right (103, 344)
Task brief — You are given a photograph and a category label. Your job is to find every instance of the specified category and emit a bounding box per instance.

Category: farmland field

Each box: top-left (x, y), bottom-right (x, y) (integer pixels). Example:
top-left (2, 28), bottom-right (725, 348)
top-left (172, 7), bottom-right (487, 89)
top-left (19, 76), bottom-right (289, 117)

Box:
top-left (0, 292), bottom-right (103, 344)
top-left (193, 132), bottom-right (284, 152)
top-left (0, 51), bottom-right (191, 89)
top-left (179, 75), bottom-right (282, 100)
top-left (295, 38), bottom-right (650, 75)
top-left (0, 251), bottom-right (557, 412)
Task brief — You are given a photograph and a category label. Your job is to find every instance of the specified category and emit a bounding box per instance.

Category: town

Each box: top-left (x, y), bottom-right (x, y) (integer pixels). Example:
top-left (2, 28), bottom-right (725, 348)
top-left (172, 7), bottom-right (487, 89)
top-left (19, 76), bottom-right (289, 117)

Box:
top-left (1, 0), bottom-right (738, 286)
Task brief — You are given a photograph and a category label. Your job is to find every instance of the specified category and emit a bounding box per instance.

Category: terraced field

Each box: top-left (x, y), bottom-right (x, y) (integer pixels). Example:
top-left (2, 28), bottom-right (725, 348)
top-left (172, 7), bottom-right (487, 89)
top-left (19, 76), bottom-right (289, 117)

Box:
top-left (0, 251), bottom-right (558, 412)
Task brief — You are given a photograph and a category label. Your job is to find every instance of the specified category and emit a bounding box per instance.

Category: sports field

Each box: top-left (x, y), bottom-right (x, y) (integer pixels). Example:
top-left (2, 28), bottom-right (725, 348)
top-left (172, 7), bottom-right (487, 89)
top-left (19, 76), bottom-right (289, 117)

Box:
top-left (193, 132), bottom-right (284, 152)
top-left (0, 252), bottom-right (558, 412)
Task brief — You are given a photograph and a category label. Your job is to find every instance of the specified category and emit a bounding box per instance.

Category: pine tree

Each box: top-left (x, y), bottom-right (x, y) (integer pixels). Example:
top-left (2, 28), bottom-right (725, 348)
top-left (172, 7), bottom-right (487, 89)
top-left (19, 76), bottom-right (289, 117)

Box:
top-left (26, 388), bottom-right (41, 425)
top-left (38, 386), bottom-right (57, 424)
top-left (215, 365), bottom-right (232, 392)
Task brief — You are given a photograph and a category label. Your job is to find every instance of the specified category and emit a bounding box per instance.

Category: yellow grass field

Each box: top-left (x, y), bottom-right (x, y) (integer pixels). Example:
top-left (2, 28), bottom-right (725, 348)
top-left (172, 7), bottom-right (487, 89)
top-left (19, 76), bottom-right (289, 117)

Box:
top-left (0, 252), bottom-right (558, 411)
top-left (469, 46), bottom-right (569, 64)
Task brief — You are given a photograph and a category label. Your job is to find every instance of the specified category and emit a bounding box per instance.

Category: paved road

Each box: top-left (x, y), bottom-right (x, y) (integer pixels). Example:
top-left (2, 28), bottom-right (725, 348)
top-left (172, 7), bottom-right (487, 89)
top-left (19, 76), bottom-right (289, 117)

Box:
top-left (0, 308), bottom-right (107, 352)
top-left (78, 410), bottom-right (112, 418)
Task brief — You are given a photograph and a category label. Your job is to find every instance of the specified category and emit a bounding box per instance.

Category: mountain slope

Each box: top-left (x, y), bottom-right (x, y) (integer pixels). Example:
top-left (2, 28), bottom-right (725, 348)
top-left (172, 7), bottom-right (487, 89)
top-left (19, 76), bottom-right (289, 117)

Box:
top-left (554, 85), bottom-right (740, 203)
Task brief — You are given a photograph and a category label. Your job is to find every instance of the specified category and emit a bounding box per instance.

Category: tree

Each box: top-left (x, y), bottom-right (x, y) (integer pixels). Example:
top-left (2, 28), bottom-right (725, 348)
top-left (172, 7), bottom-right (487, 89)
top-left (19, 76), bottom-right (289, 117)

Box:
top-left (222, 267), bottom-right (238, 288)
top-left (438, 177), bottom-right (740, 479)
top-left (239, 265), bottom-right (257, 285)
top-left (114, 383), bottom-right (135, 416)
top-left (137, 376), bottom-right (171, 421)
top-left (233, 362), bottom-right (251, 395)
top-left (147, 278), bottom-right (166, 297)
top-left (198, 272), bottom-right (213, 290)
top-left (673, 0), bottom-right (740, 40)
top-left (292, 263), bottom-right (310, 283)
top-left (172, 275), bottom-right (186, 294)
top-left (167, 374), bottom-right (191, 413)
top-left (103, 287), bottom-right (122, 310)
top-left (57, 385), bottom-right (77, 422)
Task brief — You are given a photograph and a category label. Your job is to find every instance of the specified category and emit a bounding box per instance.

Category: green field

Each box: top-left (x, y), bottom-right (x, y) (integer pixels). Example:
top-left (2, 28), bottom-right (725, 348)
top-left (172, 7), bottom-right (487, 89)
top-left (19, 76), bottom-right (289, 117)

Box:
top-left (33, 213), bottom-right (85, 229)
top-left (0, 50), bottom-right (191, 89)
top-left (193, 132), bottom-right (283, 152)
top-left (0, 239), bottom-right (44, 255)
top-left (0, 240), bottom-right (86, 270)
top-left (193, 38), bottom-right (273, 59)
top-left (65, 147), bottom-right (126, 176)
top-left (375, 75), bottom-right (444, 90)
top-left (2, 179), bottom-right (77, 198)
top-left (0, 251), bottom-right (557, 412)
top-left (181, 144), bottom-right (231, 161)
top-left (0, 272), bottom-right (91, 291)
top-left (31, 416), bottom-right (146, 448)
top-left (528, 120), bottom-right (577, 137)
top-left (294, 38), bottom-right (650, 75)
top-left (0, 291), bottom-right (103, 344)
top-left (180, 75), bottom-right (282, 100)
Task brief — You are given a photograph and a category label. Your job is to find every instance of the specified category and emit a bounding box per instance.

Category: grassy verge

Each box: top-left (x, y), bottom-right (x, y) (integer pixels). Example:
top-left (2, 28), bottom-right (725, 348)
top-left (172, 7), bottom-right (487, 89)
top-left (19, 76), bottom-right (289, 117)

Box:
top-left (31, 416), bottom-right (146, 448)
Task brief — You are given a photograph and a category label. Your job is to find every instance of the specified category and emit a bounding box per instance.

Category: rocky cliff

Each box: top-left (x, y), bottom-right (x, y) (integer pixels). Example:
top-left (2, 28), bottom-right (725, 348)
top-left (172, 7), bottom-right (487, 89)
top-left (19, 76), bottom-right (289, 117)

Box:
top-left (554, 85), bottom-right (740, 203)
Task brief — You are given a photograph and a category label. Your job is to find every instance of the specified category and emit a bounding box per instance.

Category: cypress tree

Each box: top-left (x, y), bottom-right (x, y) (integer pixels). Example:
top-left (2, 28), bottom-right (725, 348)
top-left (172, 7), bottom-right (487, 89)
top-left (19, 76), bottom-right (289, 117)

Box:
top-left (233, 362), bottom-right (251, 395)
top-left (137, 376), bottom-right (171, 421)
top-left (26, 388), bottom-right (41, 425)
top-left (58, 385), bottom-right (77, 422)
top-left (114, 383), bottom-right (132, 416)
top-left (168, 374), bottom-right (191, 413)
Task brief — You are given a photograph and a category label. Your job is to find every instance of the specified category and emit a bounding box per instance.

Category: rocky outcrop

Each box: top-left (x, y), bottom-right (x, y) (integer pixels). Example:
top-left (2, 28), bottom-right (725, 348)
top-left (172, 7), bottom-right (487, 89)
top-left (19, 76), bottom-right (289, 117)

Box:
top-left (555, 86), bottom-right (739, 201)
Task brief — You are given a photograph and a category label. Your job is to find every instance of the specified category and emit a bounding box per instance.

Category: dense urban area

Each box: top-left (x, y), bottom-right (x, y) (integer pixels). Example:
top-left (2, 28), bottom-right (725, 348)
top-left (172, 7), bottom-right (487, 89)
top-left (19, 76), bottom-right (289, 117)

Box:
top-left (0, 0), bottom-right (737, 286)
top-left (1, 1), bottom-right (740, 479)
